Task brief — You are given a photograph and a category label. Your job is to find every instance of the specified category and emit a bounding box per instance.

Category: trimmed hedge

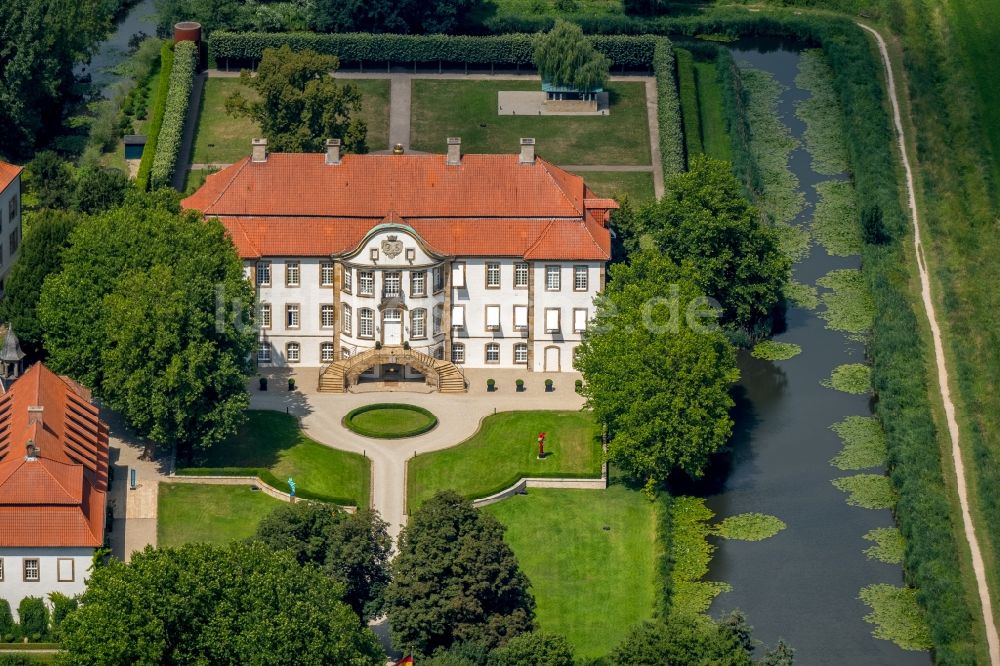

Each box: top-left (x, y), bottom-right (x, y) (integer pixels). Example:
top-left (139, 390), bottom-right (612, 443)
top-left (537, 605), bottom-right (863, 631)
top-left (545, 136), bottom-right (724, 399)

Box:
top-left (135, 43), bottom-right (173, 191)
top-left (209, 31), bottom-right (657, 68)
top-left (653, 37), bottom-right (684, 177)
top-left (343, 403), bottom-right (438, 439)
top-left (150, 40), bottom-right (198, 189)
top-left (173, 468), bottom-right (360, 506)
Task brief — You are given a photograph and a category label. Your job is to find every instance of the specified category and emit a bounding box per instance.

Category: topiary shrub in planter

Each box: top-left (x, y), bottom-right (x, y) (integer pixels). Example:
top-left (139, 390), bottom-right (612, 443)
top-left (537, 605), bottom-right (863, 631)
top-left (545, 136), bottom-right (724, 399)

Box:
top-left (288, 378), bottom-right (296, 391)
top-left (259, 376), bottom-right (267, 391)
top-left (545, 378), bottom-right (554, 392)
top-left (487, 378), bottom-right (496, 392)
top-left (516, 378), bottom-right (525, 392)
top-left (375, 341), bottom-right (382, 350)
top-left (575, 379), bottom-right (583, 393)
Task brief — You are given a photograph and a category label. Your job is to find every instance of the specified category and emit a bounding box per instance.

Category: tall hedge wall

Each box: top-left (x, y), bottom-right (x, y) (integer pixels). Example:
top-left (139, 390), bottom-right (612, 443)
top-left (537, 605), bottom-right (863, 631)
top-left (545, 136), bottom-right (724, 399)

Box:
top-left (209, 31), bottom-right (657, 68)
top-left (150, 40), bottom-right (198, 189)
top-left (652, 38), bottom-right (684, 176)
top-left (136, 43), bottom-right (174, 192)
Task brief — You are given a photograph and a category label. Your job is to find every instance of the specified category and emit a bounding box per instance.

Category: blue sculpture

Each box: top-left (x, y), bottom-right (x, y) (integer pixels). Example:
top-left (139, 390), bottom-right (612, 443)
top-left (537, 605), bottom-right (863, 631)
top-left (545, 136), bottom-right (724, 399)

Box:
top-left (288, 477), bottom-right (296, 497)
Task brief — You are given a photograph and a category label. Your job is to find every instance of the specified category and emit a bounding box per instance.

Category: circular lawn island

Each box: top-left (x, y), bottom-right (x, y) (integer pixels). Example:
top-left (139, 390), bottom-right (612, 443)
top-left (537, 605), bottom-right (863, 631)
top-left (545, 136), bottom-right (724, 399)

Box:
top-left (343, 403), bottom-right (438, 439)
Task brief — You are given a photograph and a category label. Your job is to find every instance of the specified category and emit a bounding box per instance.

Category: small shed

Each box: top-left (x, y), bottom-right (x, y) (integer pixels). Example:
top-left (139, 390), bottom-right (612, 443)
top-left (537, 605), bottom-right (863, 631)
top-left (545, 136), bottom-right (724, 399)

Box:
top-left (541, 81), bottom-right (603, 112)
top-left (124, 135), bottom-right (147, 161)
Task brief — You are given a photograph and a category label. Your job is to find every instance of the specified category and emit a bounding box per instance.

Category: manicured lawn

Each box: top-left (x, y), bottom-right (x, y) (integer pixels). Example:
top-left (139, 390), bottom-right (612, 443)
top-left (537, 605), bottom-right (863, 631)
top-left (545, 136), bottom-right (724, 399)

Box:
top-left (344, 404), bottom-right (437, 438)
top-left (694, 60), bottom-right (733, 162)
top-left (407, 410), bottom-right (602, 509)
top-left (180, 410), bottom-right (370, 507)
top-left (191, 78), bottom-right (391, 164)
top-left (574, 170), bottom-right (655, 203)
top-left (183, 167), bottom-right (216, 194)
top-left (484, 486), bottom-right (659, 658)
top-left (410, 80), bottom-right (651, 165)
top-left (157, 483), bottom-right (283, 547)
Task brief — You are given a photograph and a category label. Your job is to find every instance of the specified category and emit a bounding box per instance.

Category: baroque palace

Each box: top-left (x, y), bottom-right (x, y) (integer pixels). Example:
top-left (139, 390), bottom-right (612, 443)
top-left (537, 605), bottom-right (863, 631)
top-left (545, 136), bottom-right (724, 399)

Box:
top-left (182, 137), bottom-right (615, 392)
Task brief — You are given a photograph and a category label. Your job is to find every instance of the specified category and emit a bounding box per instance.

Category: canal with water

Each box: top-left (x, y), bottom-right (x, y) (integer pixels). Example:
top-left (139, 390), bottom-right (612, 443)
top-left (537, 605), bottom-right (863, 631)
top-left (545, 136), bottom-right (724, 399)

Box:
top-left (75, 0), bottom-right (159, 99)
top-left (694, 40), bottom-right (931, 665)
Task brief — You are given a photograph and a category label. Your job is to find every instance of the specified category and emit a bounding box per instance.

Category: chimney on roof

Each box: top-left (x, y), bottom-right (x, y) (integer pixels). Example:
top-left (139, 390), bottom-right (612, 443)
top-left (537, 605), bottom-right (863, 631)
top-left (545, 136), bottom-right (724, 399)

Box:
top-left (519, 137), bottom-right (536, 165)
top-left (25, 440), bottom-right (39, 461)
top-left (28, 405), bottom-right (43, 427)
top-left (446, 137), bottom-right (462, 166)
top-left (251, 138), bottom-right (267, 163)
top-left (325, 138), bottom-right (341, 165)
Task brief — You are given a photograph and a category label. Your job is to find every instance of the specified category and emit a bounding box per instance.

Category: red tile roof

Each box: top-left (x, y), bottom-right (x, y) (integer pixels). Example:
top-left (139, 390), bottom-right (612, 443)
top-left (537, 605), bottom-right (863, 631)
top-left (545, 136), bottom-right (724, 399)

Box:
top-left (182, 152), bottom-right (614, 261)
top-left (0, 161), bottom-right (22, 193)
top-left (0, 363), bottom-right (109, 548)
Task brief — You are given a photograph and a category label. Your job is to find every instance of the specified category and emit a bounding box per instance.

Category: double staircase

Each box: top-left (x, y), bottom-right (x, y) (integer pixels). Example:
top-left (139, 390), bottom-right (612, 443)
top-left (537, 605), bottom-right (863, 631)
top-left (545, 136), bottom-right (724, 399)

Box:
top-left (318, 346), bottom-right (466, 393)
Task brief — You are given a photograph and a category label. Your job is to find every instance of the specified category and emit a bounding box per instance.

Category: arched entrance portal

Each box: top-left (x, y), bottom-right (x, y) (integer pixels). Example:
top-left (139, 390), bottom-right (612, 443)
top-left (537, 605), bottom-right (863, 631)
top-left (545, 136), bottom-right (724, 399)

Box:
top-left (318, 346), bottom-right (466, 393)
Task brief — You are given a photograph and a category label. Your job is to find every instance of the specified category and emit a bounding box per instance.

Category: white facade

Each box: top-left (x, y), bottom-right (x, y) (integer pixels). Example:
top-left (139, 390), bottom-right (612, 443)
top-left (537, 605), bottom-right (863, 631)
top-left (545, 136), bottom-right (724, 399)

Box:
top-left (251, 224), bottom-right (602, 372)
top-left (0, 172), bottom-right (22, 292)
top-left (0, 547), bottom-right (92, 620)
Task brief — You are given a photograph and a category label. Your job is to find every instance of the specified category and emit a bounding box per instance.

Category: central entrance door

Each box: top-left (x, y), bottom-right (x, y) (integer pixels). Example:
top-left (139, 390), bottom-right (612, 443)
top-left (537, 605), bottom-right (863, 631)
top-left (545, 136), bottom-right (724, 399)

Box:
top-left (383, 309), bottom-right (403, 345)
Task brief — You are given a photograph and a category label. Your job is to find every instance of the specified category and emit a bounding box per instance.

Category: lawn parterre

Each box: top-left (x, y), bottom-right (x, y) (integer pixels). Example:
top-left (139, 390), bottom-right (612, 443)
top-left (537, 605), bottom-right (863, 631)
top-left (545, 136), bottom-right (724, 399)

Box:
top-left (191, 77), bottom-right (390, 164)
top-left (177, 410), bottom-right (370, 507)
top-left (483, 486), bottom-right (658, 659)
top-left (407, 411), bottom-right (603, 509)
top-left (410, 80), bottom-right (650, 165)
top-left (343, 403), bottom-right (437, 439)
top-left (157, 483), bottom-right (284, 547)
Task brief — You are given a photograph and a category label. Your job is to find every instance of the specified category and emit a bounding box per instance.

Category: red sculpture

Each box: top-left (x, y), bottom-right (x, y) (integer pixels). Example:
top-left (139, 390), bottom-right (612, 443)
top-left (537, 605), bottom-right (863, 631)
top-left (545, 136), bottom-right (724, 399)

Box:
top-left (538, 432), bottom-right (546, 459)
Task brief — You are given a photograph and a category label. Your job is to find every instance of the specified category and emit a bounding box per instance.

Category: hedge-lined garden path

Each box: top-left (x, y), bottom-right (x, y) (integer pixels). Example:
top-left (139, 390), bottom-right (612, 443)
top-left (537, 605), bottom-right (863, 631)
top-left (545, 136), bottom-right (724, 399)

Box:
top-left (172, 71), bottom-right (206, 190)
top-left (204, 69), bottom-right (664, 197)
top-left (249, 367), bottom-right (585, 545)
top-left (859, 21), bottom-right (1000, 663)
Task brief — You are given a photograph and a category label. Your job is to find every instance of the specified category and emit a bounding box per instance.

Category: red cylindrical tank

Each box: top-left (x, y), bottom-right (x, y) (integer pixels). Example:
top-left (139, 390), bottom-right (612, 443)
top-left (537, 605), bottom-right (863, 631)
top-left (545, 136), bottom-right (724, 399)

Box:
top-left (173, 21), bottom-right (202, 44)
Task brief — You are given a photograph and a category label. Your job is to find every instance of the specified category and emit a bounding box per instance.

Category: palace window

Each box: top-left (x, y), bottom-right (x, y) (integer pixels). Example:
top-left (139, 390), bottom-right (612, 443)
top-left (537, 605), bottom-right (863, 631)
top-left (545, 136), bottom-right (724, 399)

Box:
top-left (485, 342), bottom-right (500, 363)
top-left (57, 558), bottom-right (74, 582)
top-left (433, 266), bottom-right (445, 292)
top-left (286, 342), bottom-right (300, 363)
top-left (545, 308), bottom-right (561, 333)
top-left (321, 261), bottom-right (335, 287)
top-left (514, 343), bottom-right (528, 364)
top-left (9, 228), bottom-right (18, 255)
top-left (411, 271), bottom-right (426, 297)
top-left (286, 261), bottom-right (300, 287)
top-left (286, 304), bottom-right (300, 329)
top-left (486, 263), bottom-right (501, 288)
top-left (574, 265), bottom-right (588, 291)
top-left (433, 305), bottom-right (443, 335)
top-left (485, 305), bottom-right (501, 331)
top-left (545, 265), bottom-right (561, 291)
top-left (514, 262), bottom-right (529, 288)
top-left (321, 342), bottom-right (335, 363)
top-left (411, 308), bottom-right (426, 338)
top-left (452, 262), bottom-right (466, 288)
top-left (359, 308), bottom-right (375, 338)
top-left (259, 302), bottom-right (271, 329)
top-left (384, 271), bottom-right (401, 297)
top-left (23, 558), bottom-right (39, 582)
top-left (574, 308), bottom-right (588, 332)
top-left (342, 304), bottom-right (352, 334)
top-left (320, 304), bottom-right (335, 328)
top-left (451, 305), bottom-right (465, 328)
top-left (258, 342), bottom-right (271, 363)
top-left (359, 271), bottom-right (374, 296)
top-left (451, 343), bottom-right (465, 364)
top-left (256, 261), bottom-right (271, 286)
top-left (9, 195), bottom-right (18, 222)
top-left (513, 305), bottom-right (528, 330)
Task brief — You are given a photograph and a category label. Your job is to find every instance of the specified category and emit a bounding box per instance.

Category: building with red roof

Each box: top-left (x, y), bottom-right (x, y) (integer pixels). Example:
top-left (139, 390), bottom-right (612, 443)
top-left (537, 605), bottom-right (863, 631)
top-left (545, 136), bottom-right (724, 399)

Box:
top-left (0, 363), bottom-right (109, 617)
top-left (182, 138), bottom-right (615, 390)
top-left (0, 160), bottom-right (23, 295)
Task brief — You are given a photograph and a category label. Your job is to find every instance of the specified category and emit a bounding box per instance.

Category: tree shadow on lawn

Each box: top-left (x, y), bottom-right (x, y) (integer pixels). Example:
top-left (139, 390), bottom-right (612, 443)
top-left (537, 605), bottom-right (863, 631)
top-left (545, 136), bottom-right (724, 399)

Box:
top-left (184, 409), bottom-right (307, 470)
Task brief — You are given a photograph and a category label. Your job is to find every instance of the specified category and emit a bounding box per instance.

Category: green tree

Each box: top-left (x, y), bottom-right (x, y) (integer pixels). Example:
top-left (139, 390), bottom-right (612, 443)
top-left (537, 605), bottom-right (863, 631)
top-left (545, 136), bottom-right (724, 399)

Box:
top-left (619, 156), bottom-right (789, 331)
top-left (255, 503), bottom-right (393, 622)
top-left (533, 20), bottom-right (610, 92)
top-left (58, 541), bottom-right (384, 665)
top-left (23, 151), bottom-right (74, 211)
top-left (226, 45), bottom-right (367, 154)
top-left (759, 640), bottom-right (795, 665)
top-left (17, 597), bottom-right (48, 640)
top-left (574, 251), bottom-right (739, 487)
top-left (309, 0), bottom-right (480, 34)
top-left (48, 593), bottom-right (78, 640)
top-left (609, 617), bottom-right (751, 666)
top-left (38, 197), bottom-right (254, 455)
top-left (487, 632), bottom-right (574, 666)
top-left (73, 167), bottom-right (130, 214)
top-left (0, 210), bottom-right (80, 357)
top-left (386, 491), bottom-right (535, 656)
top-left (0, 599), bottom-right (16, 641)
